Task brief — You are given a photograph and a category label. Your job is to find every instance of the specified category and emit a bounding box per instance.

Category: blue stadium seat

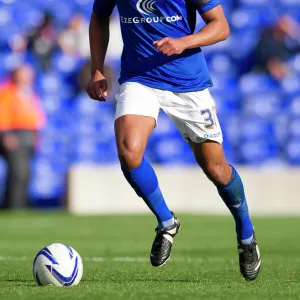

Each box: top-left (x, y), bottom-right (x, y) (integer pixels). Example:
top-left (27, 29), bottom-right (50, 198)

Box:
top-left (37, 72), bottom-right (75, 101)
top-left (285, 138), bottom-right (300, 165)
top-left (36, 134), bottom-right (70, 166)
top-left (230, 9), bottom-right (261, 31)
top-left (72, 92), bottom-right (115, 119)
top-left (239, 139), bottom-right (278, 165)
top-left (0, 157), bottom-right (7, 204)
top-left (278, 0), bottom-right (300, 10)
top-left (71, 137), bottom-right (118, 164)
top-left (272, 114), bottom-right (289, 147)
top-left (0, 5), bottom-right (13, 29)
top-left (238, 0), bottom-right (273, 8)
top-left (151, 137), bottom-right (195, 165)
top-left (52, 52), bottom-right (84, 76)
top-left (241, 92), bottom-right (282, 118)
top-left (202, 35), bottom-right (234, 57)
top-left (36, 71), bottom-right (64, 94)
top-left (211, 90), bottom-right (240, 114)
top-left (288, 118), bottom-right (300, 138)
top-left (287, 95), bottom-right (300, 116)
top-left (96, 122), bottom-right (115, 144)
top-left (0, 52), bottom-right (25, 72)
top-left (29, 158), bottom-right (67, 200)
top-left (222, 139), bottom-right (238, 164)
top-left (42, 94), bottom-right (70, 116)
top-left (207, 54), bottom-right (237, 76)
top-left (220, 114), bottom-right (241, 147)
top-left (96, 142), bottom-right (119, 164)
top-left (288, 54), bottom-right (300, 75)
top-left (210, 73), bottom-right (238, 92)
top-left (73, 0), bottom-right (94, 16)
top-left (239, 73), bottom-right (279, 94)
top-left (71, 137), bottom-right (99, 164)
top-left (280, 75), bottom-right (300, 97)
top-left (239, 117), bottom-right (273, 141)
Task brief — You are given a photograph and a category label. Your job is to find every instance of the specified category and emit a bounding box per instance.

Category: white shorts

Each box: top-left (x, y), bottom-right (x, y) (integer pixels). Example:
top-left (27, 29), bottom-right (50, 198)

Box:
top-left (115, 82), bottom-right (223, 144)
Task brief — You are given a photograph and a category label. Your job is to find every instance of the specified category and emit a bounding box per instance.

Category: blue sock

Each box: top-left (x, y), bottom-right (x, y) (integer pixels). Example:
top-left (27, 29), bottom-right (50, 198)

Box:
top-left (122, 157), bottom-right (173, 227)
top-left (217, 166), bottom-right (253, 243)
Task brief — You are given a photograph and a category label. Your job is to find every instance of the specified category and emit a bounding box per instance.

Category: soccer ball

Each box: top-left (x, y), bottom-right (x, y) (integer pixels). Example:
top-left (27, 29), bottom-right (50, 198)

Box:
top-left (33, 243), bottom-right (83, 286)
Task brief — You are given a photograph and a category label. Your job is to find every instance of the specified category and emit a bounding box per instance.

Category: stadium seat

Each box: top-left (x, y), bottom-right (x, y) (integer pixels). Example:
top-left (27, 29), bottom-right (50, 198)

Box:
top-left (52, 52), bottom-right (84, 76)
top-left (280, 75), bottom-right (300, 96)
top-left (272, 114), bottom-right (289, 147)
top-left (222, 139), bottom-right (238, 164)
top-left (287, 95), bottom-right (300, 116)
top-left (37, 71), bottom-right (64, 94)
top-left (1, 52), bottom-right (25, 72)
top-left (288, 54), bottom-right (300, 74)
top-left (285, 138), bottom-right (300, 165)
top-left (230, 9), bottom-right (261, 31)
top-left (29, 158), bottom-right (67, 200)
top-left (71, 137), bottom-right (118, 164)
top-left (207, 53), bottom-right (237, 76)
top-left (241, 92), bottom-right (282, 118)
top-left (72, 92), bottom-right (115, 119)
top-left (42, 94), bottom-right (70, 116)
top-left (0, 157), bottom-right (7, 204)
top-left (151, 137), bottom-right (195, 165)
top-left (211, 90), bottom-right (240, 113)
top-left (239, 139), bottom-right (278, 165)
top-left (239, 73), bottom-right (279, 94)
top-left (220, 114), bottom-right (241, 147)
top-left (210, 73), bottom-right (238, 92)
top-left (288, 118), bottom-right (300, 138)
top-left (239, 117), bottom-right (273, 141)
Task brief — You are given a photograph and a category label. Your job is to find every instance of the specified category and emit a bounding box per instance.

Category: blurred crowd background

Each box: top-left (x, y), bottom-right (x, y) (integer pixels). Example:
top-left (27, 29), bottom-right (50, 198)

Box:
top-left (0, 0), bottom-right (299, 209)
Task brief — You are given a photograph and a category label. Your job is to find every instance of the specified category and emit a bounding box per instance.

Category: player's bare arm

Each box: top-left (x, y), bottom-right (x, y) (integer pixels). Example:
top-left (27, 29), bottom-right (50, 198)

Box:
top-left (86, 12), bottom-right (110, 101)
top-left (154, 5), bottom-right (230, 56)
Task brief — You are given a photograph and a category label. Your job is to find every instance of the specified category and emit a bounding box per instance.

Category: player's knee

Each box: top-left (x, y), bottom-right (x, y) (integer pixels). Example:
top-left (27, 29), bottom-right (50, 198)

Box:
top-left (118, 140), bottom-right (143, 170)
top-left (203, 162), bottom-right (229, 186)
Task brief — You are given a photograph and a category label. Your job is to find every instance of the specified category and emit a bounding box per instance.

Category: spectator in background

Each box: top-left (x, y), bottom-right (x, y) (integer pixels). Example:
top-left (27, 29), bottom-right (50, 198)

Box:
top-left (254, 15), bottom-right (300, 80)
top-left (0, 65), bottom-right (46, 209)
top-left (27, 13), bottom-right (57, 70)
top-left (58, 15), bottom-right (90, 58)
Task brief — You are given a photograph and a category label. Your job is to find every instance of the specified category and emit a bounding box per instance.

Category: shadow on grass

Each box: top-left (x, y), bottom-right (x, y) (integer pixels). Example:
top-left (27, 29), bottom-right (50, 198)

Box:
top-left (4, 279), bottom-right (36, 287)
top-left (84, 278), bottom-right (200, 284)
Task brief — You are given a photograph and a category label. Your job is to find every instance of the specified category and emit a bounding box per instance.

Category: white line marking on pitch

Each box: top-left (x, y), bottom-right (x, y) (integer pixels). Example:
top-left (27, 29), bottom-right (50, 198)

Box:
top-left (0, 256), bottom-right (228, 263)
top-left (1, 256), bottom-right (300, 263)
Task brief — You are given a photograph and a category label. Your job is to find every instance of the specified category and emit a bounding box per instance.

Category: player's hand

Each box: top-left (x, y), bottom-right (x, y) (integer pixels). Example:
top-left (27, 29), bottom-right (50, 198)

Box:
top-left (153, 37), bottom-right (188, 56)
top-left (86, 70), bottom-right (108, 102)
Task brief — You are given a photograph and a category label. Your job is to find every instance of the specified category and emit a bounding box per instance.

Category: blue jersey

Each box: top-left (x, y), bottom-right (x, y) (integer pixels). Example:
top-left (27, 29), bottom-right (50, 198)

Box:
top-left (93, 0), bottom-right (220, 92)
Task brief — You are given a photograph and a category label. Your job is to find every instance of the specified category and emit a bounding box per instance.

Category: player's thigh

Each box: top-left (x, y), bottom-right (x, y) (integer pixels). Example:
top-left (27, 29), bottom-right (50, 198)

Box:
top-left (191, 140), bottom-right (231, 185)
top-left (114, 82), bottom-right (159, 167)
top-left (115, 114), bottom-right (155, 154)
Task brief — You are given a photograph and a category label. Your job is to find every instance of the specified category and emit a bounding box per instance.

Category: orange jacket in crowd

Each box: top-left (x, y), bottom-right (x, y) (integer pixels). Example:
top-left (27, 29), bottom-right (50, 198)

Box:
top-left (0, 82), bottom-right (46, 131)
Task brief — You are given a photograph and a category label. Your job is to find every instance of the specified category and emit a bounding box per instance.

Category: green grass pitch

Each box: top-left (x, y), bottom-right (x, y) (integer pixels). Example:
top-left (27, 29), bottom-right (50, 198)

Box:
top-left (0, 212), bottom-right (300, 300)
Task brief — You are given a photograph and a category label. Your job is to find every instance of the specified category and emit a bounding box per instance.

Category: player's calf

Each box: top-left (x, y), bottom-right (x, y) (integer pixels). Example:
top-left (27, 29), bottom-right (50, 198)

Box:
top-left (191, 140), bottom-right (260, 279)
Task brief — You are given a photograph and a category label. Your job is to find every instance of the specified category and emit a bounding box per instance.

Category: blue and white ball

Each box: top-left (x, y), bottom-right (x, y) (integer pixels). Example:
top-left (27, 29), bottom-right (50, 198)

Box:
top-left (33, 243), bottom-right (83, 286)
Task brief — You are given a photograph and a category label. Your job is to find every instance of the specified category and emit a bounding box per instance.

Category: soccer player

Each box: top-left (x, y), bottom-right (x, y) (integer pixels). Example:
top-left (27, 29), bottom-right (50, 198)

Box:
top-left (87, 0), bottom-right (261, 280)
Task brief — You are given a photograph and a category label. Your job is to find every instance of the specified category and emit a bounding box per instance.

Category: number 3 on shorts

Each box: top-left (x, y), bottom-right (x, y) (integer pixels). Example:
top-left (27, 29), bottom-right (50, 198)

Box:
top-left (201, 108), bottom-right (216, 129)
